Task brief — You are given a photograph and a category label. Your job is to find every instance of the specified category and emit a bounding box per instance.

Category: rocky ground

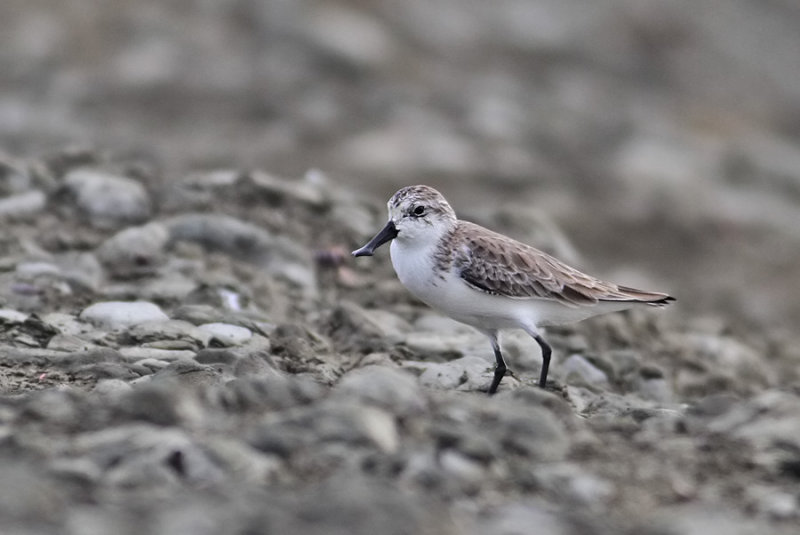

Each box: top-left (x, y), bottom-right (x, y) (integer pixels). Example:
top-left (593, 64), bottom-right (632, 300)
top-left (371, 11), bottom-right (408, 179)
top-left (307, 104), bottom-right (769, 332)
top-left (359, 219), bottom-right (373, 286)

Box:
top-left (2, 1), bottom-right (800, 534)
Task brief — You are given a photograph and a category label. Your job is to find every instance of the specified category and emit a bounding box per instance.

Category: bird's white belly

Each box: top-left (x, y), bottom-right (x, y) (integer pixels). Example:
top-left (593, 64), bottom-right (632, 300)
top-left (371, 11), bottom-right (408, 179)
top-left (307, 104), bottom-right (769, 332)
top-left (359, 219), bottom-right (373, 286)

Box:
top-left (390, 241), bottom-right (531, 330)
top-left (389, 240), bottom-right (631, 332)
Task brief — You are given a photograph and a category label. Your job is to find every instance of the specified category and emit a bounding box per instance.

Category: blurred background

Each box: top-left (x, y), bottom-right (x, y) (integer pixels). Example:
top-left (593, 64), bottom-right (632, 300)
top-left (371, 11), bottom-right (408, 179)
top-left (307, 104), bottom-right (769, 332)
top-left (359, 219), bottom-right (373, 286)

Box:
top-left (2, 0), bottom-right (800, 333)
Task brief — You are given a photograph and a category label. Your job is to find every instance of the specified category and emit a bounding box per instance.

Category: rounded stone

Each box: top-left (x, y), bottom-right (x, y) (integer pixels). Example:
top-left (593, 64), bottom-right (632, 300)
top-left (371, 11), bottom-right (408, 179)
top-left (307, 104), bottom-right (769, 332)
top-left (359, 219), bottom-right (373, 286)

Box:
top-left (0, 309), bottom-right (28, 322)
top-left (0, 190), bottom-right (46, 219)
top-left (197, 323), bottom-right (253, 347)
top-left (64, 168), bottom-right (151, 228)
top-left (80, 301), bottom-right (169, 330)
top-left (334, 365), bottom-right (425, 416)
top-left (96, 222), bottom-right (170, 277)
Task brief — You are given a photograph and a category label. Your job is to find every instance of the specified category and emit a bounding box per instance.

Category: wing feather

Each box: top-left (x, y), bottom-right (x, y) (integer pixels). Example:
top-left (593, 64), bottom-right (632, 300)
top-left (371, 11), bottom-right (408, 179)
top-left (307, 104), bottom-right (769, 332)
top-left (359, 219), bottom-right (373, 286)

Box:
top-left (452, 222), bottom-right (673, 307)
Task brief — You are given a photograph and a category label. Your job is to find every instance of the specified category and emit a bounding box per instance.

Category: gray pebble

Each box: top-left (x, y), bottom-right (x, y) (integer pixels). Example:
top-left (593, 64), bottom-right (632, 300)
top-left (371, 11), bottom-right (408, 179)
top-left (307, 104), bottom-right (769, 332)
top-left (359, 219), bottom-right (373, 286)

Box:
top-left (63, 348), bottom-right (125, 366)
top-left (96, 222), bottom-right (169, 277)
top-left (202, 437), bottom-right (282, 484)
top-left (64, 168), bottom-right (151, 228)
top-left (53, 251), bottom-right (105, 291)
top-left (561, 354), bottom-right (609, 387)
top-left (404, 330), bottom-right (488, 359)
top-left (41, 312), bottom-right (90, 337)
top-left (334, 365), bottom-right (425, 416)
top-left (164, 213), bottom-right (314, 290)
top-left (172, 304), bottom-right (227, 325)
top-left (119, 347), bottom-right (197, 362)
top-left (73, 423), bottom-right (225, 487)
top-left (471, 502), bottom-right (567, 535)
top-left (327, 300), bottom-right (410, 352)
top-left (533, 462), bottom-right (615, 505)
top-left (493, 403), bottom-right (570, 462)
top-left (114, 382), bottom-right (203, 426)
top-left (92, 378), bottom-right (134, 399)
top-left (248, 401), bottom-right (397, 457)
top-left (137, 272), bottom-right (198, 302)
top-left (744, 485), bottom-right (798, 520)
top-left (74, 361), bottom-right (140, 381)
top-left (20, 388), bottom-right (84, 425)
top-left (414, 356), bottom-right (519, 393)
top-left (635, 377), bottom-right (675, 403)
top-left (0, 155), bottom-right (33, 194)
top-left (197, 323), bottom-right (253, 347)
top-left (135, 358), bottom-right (171, 371)
top-left (15, 260), bottom-right (60, 278)
top-left (245, 170), bottom-right (329, 208)
top-left (80, 301), bottom-right (169, 330)
top-left (211, 373), bottom-right (323, 414)
top-left (0, 463), bottom-right (67, 527)
top-left (0, 308), bottom-right (28, 322)
top-left (233, 352), bottom-right (280, 379)
top-left (248, 472), bottom-right (451, 535)
top-left (0, 189), bottom-right (46, 219)
top-left (47, 334), bottom-right (97, 352)
top-left (122, 319), bottom-right (209, 348)
top-left (195, 348), bottom-right (240, 365)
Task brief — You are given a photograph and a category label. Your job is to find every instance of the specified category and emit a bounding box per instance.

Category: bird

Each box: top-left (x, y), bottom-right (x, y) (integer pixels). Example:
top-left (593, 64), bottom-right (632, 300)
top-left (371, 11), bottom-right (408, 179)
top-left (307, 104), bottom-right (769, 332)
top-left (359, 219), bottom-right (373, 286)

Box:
top-left (352, 185), bottom-right (675, 395)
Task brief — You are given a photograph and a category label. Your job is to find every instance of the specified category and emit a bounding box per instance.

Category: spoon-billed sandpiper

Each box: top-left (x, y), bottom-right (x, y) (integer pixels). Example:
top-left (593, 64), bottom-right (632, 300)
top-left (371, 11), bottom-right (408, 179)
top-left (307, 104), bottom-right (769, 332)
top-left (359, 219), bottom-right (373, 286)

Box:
top-left (353, 185), bottom-right (674, 394)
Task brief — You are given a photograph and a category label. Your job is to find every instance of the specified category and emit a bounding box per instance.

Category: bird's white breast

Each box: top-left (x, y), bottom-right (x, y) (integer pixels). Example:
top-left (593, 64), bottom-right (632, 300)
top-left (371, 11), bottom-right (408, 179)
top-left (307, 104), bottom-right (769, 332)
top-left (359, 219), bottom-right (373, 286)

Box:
top-left (389, 239), bottom-right (439, 299)
top-left (390, 238), bottom-right (522, 330)
top-left (389, 237), bottom-right (634, 332)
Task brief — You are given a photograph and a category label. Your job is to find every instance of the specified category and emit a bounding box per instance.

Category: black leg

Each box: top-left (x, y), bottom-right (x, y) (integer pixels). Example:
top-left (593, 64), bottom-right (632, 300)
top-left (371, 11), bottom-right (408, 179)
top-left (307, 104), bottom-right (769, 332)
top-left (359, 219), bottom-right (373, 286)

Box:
top-left (534, 334), bottom-right (552, 388)
top-left (488, 334), bottom-right (506, 395)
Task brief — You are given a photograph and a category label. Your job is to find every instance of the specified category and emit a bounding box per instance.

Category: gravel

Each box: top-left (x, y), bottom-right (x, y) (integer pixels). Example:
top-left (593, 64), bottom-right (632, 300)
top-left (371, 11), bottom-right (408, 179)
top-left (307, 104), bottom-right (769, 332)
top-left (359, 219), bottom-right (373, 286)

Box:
top-left (1, 2), bottom-right (799, 533)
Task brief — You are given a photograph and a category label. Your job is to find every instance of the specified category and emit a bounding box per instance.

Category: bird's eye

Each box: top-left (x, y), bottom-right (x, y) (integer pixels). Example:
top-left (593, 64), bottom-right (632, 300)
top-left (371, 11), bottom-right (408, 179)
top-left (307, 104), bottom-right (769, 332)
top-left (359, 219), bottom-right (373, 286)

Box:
top-left (412, 205), bottom-right (426, 216)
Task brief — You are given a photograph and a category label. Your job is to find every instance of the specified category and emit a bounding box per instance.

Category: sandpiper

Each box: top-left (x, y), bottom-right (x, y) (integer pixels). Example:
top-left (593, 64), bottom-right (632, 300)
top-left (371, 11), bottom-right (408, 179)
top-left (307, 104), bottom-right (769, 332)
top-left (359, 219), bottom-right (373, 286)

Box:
top-left (352, 185), bottom-right (675, 395)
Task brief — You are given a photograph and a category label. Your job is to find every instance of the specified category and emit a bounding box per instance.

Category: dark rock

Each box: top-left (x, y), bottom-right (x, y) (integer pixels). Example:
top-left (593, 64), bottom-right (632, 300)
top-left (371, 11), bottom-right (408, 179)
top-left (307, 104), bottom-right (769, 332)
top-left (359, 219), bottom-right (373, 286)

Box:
top-left (195, 349), bottom-right (240, 365)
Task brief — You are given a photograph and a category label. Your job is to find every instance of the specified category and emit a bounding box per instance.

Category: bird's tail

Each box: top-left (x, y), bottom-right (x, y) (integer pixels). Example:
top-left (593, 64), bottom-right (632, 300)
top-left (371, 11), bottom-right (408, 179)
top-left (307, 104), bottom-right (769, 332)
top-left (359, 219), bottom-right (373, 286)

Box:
top-left (612, 285), bottom-right (676, 307)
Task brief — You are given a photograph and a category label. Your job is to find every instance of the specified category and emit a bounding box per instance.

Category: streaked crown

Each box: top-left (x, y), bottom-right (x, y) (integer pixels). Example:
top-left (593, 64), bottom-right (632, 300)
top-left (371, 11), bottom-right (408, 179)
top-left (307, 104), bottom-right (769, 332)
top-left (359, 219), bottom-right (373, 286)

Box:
top-left (387, 185), bottom-right (457, 224)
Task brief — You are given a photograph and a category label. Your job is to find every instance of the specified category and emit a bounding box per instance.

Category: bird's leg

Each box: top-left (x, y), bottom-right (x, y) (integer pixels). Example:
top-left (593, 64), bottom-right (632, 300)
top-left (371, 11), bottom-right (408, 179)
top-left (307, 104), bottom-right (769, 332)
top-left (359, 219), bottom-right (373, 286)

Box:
top-left (487, 332), bottom-right (506, 395)
top-left (533, 334), bottom-right (552, 388)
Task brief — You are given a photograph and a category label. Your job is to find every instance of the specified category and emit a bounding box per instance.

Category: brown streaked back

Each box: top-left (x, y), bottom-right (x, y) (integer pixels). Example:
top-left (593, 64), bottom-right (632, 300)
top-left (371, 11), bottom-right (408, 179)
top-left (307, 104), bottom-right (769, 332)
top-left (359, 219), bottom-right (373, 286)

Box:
top-left (445, 221), bottom-right (674, 308)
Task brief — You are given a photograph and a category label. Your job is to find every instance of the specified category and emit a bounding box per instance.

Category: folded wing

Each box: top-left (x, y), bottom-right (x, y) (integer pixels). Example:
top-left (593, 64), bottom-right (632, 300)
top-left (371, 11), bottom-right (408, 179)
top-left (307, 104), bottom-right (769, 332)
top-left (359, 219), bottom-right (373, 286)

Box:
top-left (453, 222), bottom-right (674, 307)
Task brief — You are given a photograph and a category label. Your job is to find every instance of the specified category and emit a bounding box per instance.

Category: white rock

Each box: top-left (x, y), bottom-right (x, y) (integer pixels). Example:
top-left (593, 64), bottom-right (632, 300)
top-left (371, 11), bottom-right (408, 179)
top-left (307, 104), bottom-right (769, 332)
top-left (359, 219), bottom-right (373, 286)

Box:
top-left (356, 406), bottom-right (399, 454)
top-left (119, 347), bottom-right (196, 362)
top-left (15, 261), bottom-right (61, 278)
top-left (92, 379), bottom-right (134, 399)
top-left (561, 354), bottom-right (609, 387)
top-left (96, 222), bottom-right (169, 277)
top-left (411, 356), bottom-right (518, 393)
top-left (80, 301), bottom-right (169, 330)
top-left (46, 334), bottom-right (97, 352)
top-left (404, 331), bottom-right (489, 359)
top-left (164, 213), bottom-right (315, 291)
top-left (0, 309), bottom-right (28, 322)
top-left (0, 190), bottom-right (46, 219)
top-left (64, 168), bottom-right (151, 228)
top-left (439, 450), bottom-right (485, 486)
top-left (54, 252), bottom-right (105, 291)
top-left (197, 323), bottom-right (253, 346)
top-left (41, 313), bottom-right (89, 336)
top-left (335, 365), bottom-right (425, 416)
